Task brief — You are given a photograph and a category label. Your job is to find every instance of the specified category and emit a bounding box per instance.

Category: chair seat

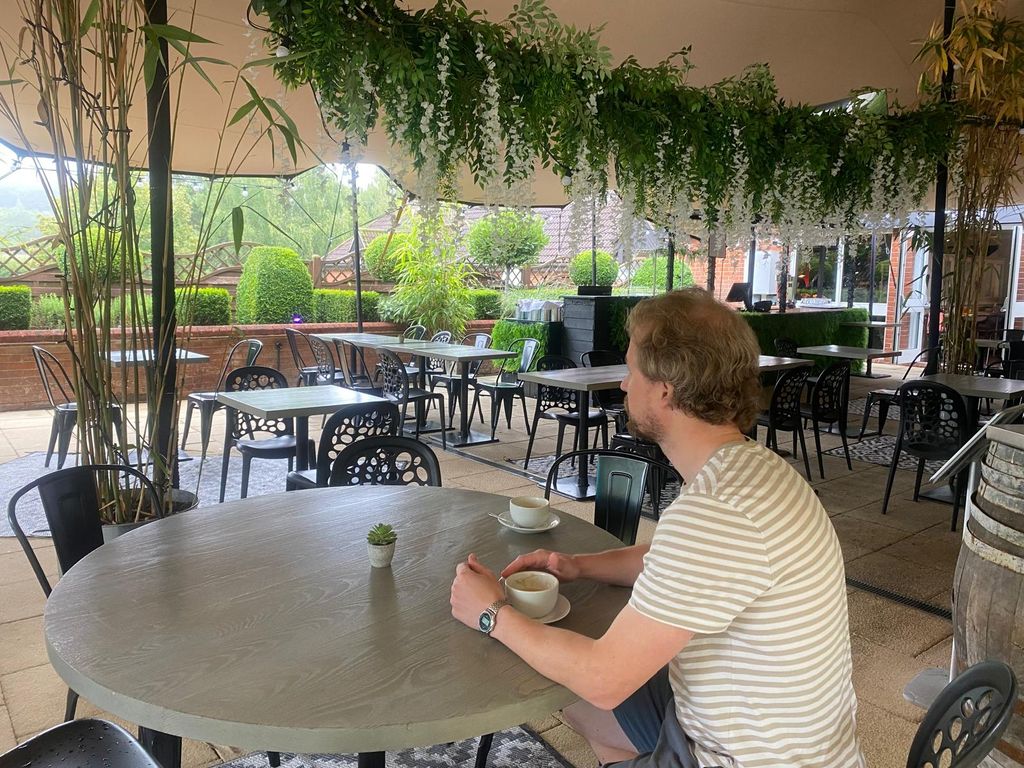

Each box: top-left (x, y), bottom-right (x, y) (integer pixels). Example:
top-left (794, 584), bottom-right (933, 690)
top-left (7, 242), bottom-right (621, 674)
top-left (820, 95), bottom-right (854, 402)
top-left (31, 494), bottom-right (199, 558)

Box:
top-left (0, 718), bottom-right (162, 768)
top-left (799, 404), bottom-right (842, 422)
top-left (286, 468), bottom-right (318, 490)
top-left (756, 411), bottom-right (800, 430)
top-left (237, 435), bottom-right (298, 456)
top-left (870, 388), bottom-right (897, 399)
top-left (551, 408), bottom-right (608, 425)
top-left (187, 390), bottom-right (219, 403)
top-left (474, 379), bottom-right (520, 392)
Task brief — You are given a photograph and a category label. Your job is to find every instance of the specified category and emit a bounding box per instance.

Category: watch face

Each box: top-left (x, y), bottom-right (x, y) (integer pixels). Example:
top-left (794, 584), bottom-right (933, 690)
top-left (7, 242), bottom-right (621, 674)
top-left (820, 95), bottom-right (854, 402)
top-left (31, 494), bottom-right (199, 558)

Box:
top-left (478, 610), bottom-right (494, 634)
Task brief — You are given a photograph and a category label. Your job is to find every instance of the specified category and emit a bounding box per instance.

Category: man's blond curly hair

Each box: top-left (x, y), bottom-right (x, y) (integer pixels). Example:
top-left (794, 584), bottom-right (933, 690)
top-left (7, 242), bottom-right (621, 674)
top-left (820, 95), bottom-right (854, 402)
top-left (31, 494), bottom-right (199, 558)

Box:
top-left (626, 288), bottom-right (762, 431)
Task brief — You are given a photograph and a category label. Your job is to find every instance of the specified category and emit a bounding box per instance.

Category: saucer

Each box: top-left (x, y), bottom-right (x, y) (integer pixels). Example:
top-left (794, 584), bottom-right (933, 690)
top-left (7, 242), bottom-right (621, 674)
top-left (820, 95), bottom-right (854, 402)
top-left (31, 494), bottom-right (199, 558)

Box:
top-left (537, 594), bottom-right (571, 624)
top-left (495, 510), bottom-right (560, 534)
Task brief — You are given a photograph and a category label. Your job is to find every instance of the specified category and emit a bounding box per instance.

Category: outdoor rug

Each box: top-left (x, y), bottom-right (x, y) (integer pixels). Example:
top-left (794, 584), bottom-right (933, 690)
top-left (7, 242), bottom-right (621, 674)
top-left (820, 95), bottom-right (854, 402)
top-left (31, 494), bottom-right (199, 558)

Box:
top-left (846, 396), bottom-right (901, 421)
top-left (214, 727), bottom-right (572, 768)
top-left (0, 451), bottom-right (296, 537)
top-left (823, 435), bottom-right (943, 475)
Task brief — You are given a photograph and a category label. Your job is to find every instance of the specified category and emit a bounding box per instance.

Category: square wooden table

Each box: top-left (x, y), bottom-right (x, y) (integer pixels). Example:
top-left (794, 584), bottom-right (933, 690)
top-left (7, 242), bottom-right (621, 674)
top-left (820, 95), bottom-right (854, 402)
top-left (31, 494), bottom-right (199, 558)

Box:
top-left (217, 386), bottom-right (387, 472)
top-left (796, 344), bottom-right (902, 378)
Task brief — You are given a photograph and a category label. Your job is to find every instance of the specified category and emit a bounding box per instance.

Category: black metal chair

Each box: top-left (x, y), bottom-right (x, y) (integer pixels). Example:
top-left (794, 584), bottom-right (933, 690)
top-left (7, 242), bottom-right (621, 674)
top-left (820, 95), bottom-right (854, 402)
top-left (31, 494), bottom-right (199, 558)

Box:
top-left (32, 346), bottom-right (122, 469)
top-left (543, 449), bottom-right (680, 545)
top-left (859, 347), bottom-right (940, 438)
top-left (329, 435), bottom-right (442, 487)
top-left (7, 464), bottom-right (160, 722)
top-left (755, 367), bottom-right (812, 480)
top-left (219, 366), bottom-right (308, 502)
top-left (985, 340), bottom-right (1024, 379)
top-left (430, 332), bottom-right (490, 428)
top-left (0, 719), bottom-right (162, 768)
top-left (609, 431), bottom-right (675, 518)
top-left (377, 348), bottom-right (447, 449)
top-left (307, 334), bottom-right (347, 386)
top-left (800, 361), bottom-right (852, 479)
top-left (405, 330), bottom-right (452, 381)
top-left (404, 324), bottom-right (427, 340)
top-left (581, 349), bottom-right (626, 419)
top-left (906, 660), bottom-right (1017, 768)
top-left (882, 380), bottom-right (970, 530)
top-left (774, 337), bottom-right (798, 357)
top-left (285, 327), bottom-right (319, 386)
top-left (180, 338), bottom-right (263, 459)
top-left (470, 337), bottom-right (540, 439)
top-left (523, 355), bottom-right (609, 470)
top-left (334, 339), bottom-right (382, 396)
top-left (286, 402), bottom-right (402, 490)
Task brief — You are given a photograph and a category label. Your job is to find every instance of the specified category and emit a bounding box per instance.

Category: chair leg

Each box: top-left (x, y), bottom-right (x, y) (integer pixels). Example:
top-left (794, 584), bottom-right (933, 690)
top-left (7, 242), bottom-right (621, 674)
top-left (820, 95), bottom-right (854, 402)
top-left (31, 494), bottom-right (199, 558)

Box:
top-left (181, 400), bottom-right (195, 450)
top-left (45, 414), bottom-right (60, 467)
top-left (881, 435), bottom-right (903, 515)
top-left (518, 392), bottom-right (531, 435)
top-left (198, 401), bottom-right (216, 460)
top-left (796, 427), bottom-right (811, 481)
top-left (555, 421), bottom-right (568, 461)
top-left (413, 400), bottom-right (423, 442)
top-left (489, 394), bottom-right (502, 440)
top-left (475, 732), bottom-right (494, 768)
top-left (240, 454), bottom-right (252, 499)
top-left (435, 395), bottom-right (447, 449)
top-left (950, 474), bottom-right (962, 532)
top-left (858, 396), bottom-right (873, 439)
top-left (64, 688), bottom-right (78, 722)
top-left (913, 457), bottom-right (925, 502)
top-left (267, 752), bottom-right (281, 768)
top-left (522, 408), bottom-right (542, 468)
top-left (839, 421), bottom-right (853, 471)
top-left (219, 446), bottom-right (232, 503)
top-left (56, 411), bottom-right (75, 469)
top-left (813, 420), bottom-right (824, 479)
top-left (877, 400), bottom-right (890, 435)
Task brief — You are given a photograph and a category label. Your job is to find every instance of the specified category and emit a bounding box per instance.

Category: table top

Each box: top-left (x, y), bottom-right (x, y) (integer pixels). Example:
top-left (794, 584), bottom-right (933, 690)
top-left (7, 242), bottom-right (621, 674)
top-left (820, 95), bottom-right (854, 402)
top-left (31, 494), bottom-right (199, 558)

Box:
top-left (840, 321), bottom-right (900, 329)
top-left (796, 344), bottom-right (902, 361)
top-left (108, 349), bottom-right (209, 365)
top-left (44, 486), bottom-right (628, 754)
top-left (216, 385), bottom-right (386, 418)
top-left (312, 332), bottom-right (402, 347)
top-left (377, 342), bottom-right (517, 363)
top-left (976, 338), bottom-right (1009, 349)
top-left (920, 373), bottom-right (1024, 399)
top-left (757, 355), bottom-right (814, 373)
top-left (518, 364), bottom-right (628, 392)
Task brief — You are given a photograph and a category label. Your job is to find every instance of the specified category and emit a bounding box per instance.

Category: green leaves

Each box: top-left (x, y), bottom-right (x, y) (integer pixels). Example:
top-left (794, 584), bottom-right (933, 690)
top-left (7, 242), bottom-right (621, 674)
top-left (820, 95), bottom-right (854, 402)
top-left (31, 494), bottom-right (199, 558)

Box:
top-left (231, 206), bottom-right (244, 254)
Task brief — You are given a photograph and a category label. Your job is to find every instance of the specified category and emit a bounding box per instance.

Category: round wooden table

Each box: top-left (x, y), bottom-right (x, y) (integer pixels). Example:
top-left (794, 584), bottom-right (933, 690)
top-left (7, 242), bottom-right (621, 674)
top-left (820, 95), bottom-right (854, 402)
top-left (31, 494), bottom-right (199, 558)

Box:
top-left (44, 486), bottom-right (629, 767)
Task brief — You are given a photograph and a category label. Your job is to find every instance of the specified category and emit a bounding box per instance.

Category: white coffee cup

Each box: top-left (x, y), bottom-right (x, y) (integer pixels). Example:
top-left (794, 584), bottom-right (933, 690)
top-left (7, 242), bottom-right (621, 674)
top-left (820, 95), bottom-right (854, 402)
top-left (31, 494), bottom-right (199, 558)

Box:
top-left (508, 496), bottom-right (550, 528)
top-left (504, 570), bottom-right (559, 619)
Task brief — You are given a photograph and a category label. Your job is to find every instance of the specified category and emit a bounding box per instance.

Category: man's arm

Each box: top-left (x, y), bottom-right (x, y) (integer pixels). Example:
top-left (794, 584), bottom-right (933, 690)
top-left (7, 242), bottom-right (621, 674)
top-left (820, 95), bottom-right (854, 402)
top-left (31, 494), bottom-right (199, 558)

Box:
top-left (451, 555), bottom-right (691, 710)
top-left (501, 544), bottom-right (650, 588)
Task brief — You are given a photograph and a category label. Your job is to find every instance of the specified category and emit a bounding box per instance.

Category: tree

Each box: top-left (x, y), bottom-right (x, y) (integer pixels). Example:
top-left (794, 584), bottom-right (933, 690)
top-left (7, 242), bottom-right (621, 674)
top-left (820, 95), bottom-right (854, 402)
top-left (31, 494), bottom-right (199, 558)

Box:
top-left (569, 250), bottom-right (618, 286)
top-left (631, 254), bottom-right (695, 291)
top-left (466, 211), bottom-right (548, 288)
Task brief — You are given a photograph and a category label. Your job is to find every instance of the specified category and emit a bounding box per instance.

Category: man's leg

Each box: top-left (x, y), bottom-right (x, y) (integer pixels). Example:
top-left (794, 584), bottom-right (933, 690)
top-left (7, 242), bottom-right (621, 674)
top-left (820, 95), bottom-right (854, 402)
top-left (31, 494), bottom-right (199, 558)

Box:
top-left (562, 701), bottom-right (639, 765)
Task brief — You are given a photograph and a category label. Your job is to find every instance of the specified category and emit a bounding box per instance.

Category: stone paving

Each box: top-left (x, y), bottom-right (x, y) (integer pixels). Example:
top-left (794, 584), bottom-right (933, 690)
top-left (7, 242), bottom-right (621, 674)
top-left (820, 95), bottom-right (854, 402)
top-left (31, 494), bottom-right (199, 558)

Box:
top-left (0, 362), bottom-right (971, 767)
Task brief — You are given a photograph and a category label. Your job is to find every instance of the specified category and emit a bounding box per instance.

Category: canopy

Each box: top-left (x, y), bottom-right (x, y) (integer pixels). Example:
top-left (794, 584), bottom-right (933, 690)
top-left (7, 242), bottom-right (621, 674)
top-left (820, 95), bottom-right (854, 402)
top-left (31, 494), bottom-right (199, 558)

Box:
top-left (1, 0), bottom-right (1017, 205)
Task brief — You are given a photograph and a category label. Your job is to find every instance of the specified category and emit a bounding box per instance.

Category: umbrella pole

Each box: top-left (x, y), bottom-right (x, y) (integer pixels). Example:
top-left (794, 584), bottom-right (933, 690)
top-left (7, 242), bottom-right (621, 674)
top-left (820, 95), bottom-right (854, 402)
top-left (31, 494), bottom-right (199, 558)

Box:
top-left (145, 0), bottom-right (177, 498)
top-left (348, 158), bottom-right (363, 332)
top-left (666, 235), bottom-right (675, 293)
top-left (590, 201), bottom-right (597, 285)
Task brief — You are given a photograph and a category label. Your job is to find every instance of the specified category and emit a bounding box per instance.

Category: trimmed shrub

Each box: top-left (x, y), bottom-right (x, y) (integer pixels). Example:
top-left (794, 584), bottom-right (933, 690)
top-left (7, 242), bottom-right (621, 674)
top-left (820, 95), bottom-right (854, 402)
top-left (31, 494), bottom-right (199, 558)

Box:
top-left (311, 289), bottom-right (382, 323)
top-left (742, 308), bottom-right (869, 372)
top-left (0, 285), bottom-right (32, 330)
top-left (468, 288), bottom-right (502, 320)
top-left (491, 319), bottom-right (549, 361)
top-left (569, 250), bottom-right (618, 286)
top-left (631, 256), bottom-right (695, 290)
top-left (363, 233), bottom-right (414, 282)
top-left (235, 246), bottom-right (314, 324)
top-left (176, 287), bottom-right (231, 326)
top-left (31, 293), bottom-right (66, 329)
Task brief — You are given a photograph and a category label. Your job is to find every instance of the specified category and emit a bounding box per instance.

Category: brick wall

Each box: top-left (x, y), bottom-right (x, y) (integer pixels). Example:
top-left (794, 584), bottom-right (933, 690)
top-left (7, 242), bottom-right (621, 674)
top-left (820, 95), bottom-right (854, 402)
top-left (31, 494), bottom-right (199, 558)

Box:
top-left (0, 320), bottom-right (496, 412)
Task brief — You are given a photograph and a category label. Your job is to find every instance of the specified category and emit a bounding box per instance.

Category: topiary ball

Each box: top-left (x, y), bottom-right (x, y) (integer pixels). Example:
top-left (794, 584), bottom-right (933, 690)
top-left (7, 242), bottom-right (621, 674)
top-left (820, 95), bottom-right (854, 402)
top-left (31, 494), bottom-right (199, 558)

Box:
top-left (569, 250), bottom-right (618, 286)
top-left (235, 246), bottom-right (314, 324)
top-left (362, 233), bottom-right (414, 282)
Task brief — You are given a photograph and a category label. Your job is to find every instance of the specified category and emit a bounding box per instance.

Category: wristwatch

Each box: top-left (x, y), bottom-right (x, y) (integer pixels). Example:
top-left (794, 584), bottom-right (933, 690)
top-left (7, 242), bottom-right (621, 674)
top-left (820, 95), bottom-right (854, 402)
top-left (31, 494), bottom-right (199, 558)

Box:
top-left (478, 599), bottom-right (508, 635)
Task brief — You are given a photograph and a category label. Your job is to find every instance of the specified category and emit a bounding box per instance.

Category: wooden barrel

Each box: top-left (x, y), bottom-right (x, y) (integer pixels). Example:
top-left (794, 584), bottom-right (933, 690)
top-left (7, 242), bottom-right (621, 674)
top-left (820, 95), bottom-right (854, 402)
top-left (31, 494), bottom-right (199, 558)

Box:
top-left (954, 440), bottom-right (1024, 768)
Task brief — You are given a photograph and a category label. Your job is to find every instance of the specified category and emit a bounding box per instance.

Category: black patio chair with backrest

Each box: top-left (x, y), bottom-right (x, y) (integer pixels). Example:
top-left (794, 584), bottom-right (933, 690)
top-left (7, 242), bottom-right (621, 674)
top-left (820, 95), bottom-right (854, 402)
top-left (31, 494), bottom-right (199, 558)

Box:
top-left (859, 346), bottom-right (940, 439)
top-left (334, 339), bottom-right (382, 396)
top-left (285, 328), bottom-right (319, 386)
top-left (32, 346), bottom-right (122, 469)
top-left (522, 355), bottom-right (610, 470)
top-left (755, 367), bottom-right (812, 480)
top-left (180, 338), bottom-right (263, 459)
top-left (0, 719), bottom-right (162, 768)
top-left (882, 380), bottom-right (970, 530)
top-left (7, 464), bottom-right (160, 723)
top-left (771, 337), bottom-right (811, 391)
top-left (470, 337), bottom-right (539, 439)
top-left (405, 330), bottom-right (452, 382)
top-left (906, 660), bottom-right (1017, 768)
top-left (404, 324), bottom-right (427, 340)
top-left (609, 431), bottom-right (675, 518)
top-left (376, 348), bottom-right (447, 449)
top-left (581, 349), bottom-right (626, 420)
top-left (306, 334), bottom-right (347, 386)
top-left (285, 402), bottom-right (403, 490)
top-left (800, 361), bottom-right (852, 479)
top-left (774, 337), bottom-right (798, 357)
top-left (985, 340), bottom-right (1024, 379)
top-left (219, 366), bottom-right (312, 502)
top-left (328, 435), bottom-right (442, 487)
top-left (429, 332), bottom-right (491, 428)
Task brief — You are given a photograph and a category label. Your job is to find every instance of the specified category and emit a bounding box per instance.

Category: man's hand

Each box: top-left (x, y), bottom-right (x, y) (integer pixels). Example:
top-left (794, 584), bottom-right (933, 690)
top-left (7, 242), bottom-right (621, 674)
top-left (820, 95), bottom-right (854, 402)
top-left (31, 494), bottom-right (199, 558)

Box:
top-left (502, 549), bottom-right (581, 582)
top-left (450, 553), bottom-right (505, 629)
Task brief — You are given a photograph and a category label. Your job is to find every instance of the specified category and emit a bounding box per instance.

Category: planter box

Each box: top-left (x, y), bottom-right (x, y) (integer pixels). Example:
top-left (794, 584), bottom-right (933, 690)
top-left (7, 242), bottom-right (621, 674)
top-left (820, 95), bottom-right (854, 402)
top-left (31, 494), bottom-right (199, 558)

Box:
top-left (560, 295), bottom-right (642, 365)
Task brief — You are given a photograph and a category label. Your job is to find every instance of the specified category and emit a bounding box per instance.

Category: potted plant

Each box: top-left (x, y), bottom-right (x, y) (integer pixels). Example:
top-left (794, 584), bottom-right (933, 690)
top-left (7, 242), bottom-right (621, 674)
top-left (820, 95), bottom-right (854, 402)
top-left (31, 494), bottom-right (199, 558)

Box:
top-left (367, 523), bottom-right (398, 568)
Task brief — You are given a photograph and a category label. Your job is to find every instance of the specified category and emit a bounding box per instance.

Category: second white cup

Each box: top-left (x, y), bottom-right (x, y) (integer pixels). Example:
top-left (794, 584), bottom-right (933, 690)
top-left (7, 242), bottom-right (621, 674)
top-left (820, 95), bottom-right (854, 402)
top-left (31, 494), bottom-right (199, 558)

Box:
top-left (508, 496), bottom-right (550, 528)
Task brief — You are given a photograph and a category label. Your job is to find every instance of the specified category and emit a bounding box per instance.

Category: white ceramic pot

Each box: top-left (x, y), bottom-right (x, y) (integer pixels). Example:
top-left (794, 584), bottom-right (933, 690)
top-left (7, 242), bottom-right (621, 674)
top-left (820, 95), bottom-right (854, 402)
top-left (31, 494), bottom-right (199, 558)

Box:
top-left (368, 542), bottom-right (396, 568)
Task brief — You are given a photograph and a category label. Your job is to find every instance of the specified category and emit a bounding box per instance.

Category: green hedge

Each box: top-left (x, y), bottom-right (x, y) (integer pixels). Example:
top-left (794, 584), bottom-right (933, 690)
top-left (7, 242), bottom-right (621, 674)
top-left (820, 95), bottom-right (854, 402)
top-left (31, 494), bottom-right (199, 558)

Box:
top-left (491, 319), bottom-right (550, 362)
top-left (631, 256), bottom-right (695, 290)
top-left (741, 308), bottom-right (869, 372)
top-left (363, 233), bottom-right (414, 282)
top-left (606, 296), bottom-right (645, 354)
top-left (0, 286), bottom-right (31, 330)
top-left (569, 250), bottom-right (618, 286)
top-left (176, 287), bottom-right (231, 326)
top-left (468, 288), bottom-right (502, 320)
top-left (311, 289), bottom-right (382, 323)
top-left (236, 246), bottom-right (314, 324)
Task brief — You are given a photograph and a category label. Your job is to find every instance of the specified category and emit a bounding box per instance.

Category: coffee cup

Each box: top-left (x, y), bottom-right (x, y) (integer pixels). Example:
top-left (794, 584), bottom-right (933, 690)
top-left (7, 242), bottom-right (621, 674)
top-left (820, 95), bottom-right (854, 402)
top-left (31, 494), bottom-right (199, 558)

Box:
top-left (504, 570), bottom-right (559, 619)
top-left (508, 496), bottom-right (550, 528)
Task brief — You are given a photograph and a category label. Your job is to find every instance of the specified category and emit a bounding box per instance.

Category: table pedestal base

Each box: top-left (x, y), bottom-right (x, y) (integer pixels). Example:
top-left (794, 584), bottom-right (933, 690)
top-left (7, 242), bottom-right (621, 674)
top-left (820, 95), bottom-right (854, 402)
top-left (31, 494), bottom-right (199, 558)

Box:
top-left (544, 475), bottom-right (597, 501)
top-left (851, 372), bottom-right (888, 379)
top-left (138, 727), bottom-right (181, 768)
top-left (445, 428), bottom-right (499, 448)
top-left (919, 485), bottom-right (955, 505)
top-left (358, 752), bottom-right (385, 768)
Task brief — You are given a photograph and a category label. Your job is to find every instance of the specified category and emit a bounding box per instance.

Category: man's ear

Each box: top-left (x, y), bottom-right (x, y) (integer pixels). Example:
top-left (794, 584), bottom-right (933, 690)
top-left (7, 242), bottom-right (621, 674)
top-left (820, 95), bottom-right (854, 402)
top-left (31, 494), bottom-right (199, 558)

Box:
top-left (659, 380), bottom-right (672, 405)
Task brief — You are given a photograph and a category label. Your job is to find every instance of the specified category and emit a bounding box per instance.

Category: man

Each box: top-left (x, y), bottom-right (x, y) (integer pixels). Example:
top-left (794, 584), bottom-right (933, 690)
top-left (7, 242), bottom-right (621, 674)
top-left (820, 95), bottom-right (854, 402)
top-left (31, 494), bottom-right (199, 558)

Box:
top-left (450, 288), bottom-right (864, 767)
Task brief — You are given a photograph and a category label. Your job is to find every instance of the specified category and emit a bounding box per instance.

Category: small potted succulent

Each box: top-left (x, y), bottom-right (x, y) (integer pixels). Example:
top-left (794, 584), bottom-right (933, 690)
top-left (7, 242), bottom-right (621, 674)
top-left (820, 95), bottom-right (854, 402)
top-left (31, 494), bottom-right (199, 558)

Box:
top-left (367, 523), bottom-right (398, 568)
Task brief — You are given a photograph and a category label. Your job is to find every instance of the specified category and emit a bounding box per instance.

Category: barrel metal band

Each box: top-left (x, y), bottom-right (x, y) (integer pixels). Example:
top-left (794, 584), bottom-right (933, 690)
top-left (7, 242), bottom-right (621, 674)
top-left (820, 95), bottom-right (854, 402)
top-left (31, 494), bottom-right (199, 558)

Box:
top-left (965, 512), bottom-right (1024, 574)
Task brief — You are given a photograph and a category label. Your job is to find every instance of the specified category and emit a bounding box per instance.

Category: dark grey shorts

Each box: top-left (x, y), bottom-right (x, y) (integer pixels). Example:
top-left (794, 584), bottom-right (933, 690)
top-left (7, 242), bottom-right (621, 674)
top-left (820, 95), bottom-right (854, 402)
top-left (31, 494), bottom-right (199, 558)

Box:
top-left (610, 668), bottom-right (704, 768)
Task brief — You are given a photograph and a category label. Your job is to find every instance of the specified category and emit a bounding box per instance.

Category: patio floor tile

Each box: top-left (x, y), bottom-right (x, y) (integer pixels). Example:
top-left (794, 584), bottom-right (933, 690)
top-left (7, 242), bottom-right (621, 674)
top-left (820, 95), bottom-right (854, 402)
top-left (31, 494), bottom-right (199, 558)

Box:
top-left (0, 617), bottom-right (48, 676)
top-left (847, 590), bottom-right (952, 657)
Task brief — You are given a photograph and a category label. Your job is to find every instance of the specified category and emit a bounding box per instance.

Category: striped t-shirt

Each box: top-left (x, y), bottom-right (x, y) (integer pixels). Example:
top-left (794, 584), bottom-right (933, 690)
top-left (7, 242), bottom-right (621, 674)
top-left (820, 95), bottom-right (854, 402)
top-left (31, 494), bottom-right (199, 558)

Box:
top-left (630, 440), bottom-right (865, 768)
